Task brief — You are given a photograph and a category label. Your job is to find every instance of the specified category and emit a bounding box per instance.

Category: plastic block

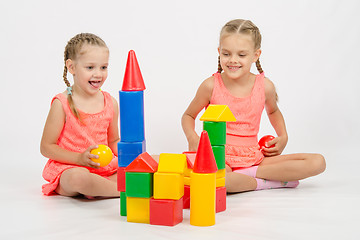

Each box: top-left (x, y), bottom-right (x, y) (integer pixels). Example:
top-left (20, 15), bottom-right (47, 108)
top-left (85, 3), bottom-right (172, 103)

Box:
top-left (190, 172), bottom-right (216, 226)
top-left (216, 187), bottom-right (226, 213)
top-left (183, 185), bottom-right (190, 209)
top-left (117, 167), bottom-right (126, 192)
top-left (193, 131), bottom-right (218, 174)
top-left (125, 172), bottom-right (153, 198)
top-left (119, 90), bottom-right (145, 142)
top-left (158, 153), bottom-right (187, 174)
top-left (200, 104), bottom-right (236, 122)
top-left (150, 197), bottom-right (183, 226)
top-left (184, 176), bottom-right (191, 186)
top-left (120, 191), bottom-right (127, 216)
top-left (183, 151), bottom-right (196, 169)
top-left (216, 177), bottom-right (225, 188)
top-left (125, 152), bottom-right (158, 173)
top-left (122, 50), bottom-right (146, 91)
top-left (203, 121), bottom-right (226, 146)
top-left (216, 169), bottom-right (226, 179)
top-left (118, 141), bottom-right (145, 167)
top-left (153, 172), bottom-right (184, 200)
top-left (211, 145), bottom-right (225, 170)
top-left (127, 197), bottom-right (150, 224)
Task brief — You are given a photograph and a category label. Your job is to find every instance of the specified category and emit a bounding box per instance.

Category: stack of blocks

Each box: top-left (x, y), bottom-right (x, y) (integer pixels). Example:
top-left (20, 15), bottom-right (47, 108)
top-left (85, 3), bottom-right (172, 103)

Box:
top-left (117, 50), bottom-right (146, 216)
top-left (199, 105), bottom-right (236, 213)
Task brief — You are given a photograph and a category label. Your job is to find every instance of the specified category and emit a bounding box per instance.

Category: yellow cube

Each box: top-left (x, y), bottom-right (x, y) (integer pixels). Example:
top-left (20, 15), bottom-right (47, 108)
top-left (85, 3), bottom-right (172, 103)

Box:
top-left (216, 169), bottom-right (226, 179)
top-left (154, 172), bottom-right (184, 200)
top-left (184, 176), bottom-right (191, 186)
top-left (216, 177), bottom-right (225, 188)
top-left (184, 167), bottom-right (193, 177)
top-left (127, 197), bottom-right (150, 224)
top-left (158, 153), bottom-right (187, 174)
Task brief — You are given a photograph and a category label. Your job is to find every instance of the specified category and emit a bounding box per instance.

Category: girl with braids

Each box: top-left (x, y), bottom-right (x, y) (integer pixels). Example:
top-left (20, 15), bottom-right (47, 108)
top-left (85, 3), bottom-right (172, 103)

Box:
top-left (40, 33), bottom-right (119, 198)
top-left (182, 19), bottom-right (326, 193)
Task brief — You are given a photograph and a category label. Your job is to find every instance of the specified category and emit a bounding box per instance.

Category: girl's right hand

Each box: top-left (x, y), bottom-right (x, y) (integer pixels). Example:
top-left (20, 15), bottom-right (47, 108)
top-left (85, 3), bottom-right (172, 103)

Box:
top-left (77, 145), bottom-right (101, 168)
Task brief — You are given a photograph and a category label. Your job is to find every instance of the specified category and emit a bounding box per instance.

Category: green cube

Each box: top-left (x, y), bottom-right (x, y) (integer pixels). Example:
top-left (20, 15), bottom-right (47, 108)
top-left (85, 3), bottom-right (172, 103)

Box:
top-left (120, 191), bottom-right (127, 216)
top-left (203, 121), bottom-right (226, 145)
top-left (125, 172), bottom-right (153, 198)
top-left (212, 145), bottom-right (225, 170)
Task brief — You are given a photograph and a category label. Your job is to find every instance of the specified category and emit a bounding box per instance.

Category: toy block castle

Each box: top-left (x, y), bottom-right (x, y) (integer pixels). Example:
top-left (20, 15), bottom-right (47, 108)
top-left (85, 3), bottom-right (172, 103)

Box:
top-left (117, 50), bottom-right (146, 216)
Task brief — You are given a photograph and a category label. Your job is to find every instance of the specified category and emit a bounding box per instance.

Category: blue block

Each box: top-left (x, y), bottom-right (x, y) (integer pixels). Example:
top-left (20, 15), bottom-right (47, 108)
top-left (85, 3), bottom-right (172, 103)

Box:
top-left (119, 91), bottom-right (145, 142)
top-left (118, 141), bottom-right (146, 167)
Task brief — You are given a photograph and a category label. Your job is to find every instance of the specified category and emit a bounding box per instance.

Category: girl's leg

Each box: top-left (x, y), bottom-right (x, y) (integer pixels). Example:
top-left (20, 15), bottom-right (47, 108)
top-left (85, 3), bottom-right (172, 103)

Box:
top-left (56, 168), bottom-right (119, 197)
top-left (256, 153), bottom-right (326, 181)
top-left (225, 165), bottom-right (257, 193)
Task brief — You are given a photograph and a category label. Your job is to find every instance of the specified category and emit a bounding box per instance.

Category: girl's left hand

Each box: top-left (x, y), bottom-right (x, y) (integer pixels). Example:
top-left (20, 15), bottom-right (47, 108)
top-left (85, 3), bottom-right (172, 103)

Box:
top-left (261, 136), bottom-right (287, 157)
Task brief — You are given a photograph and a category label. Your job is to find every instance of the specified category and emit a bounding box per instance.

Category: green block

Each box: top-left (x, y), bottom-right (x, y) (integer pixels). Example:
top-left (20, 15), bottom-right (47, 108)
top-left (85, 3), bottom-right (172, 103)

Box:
top-left (212, 145), bottom-right (225, 170)
top-left (120, 191), bottom-right (127, 216)
top-left (203, 121), bottom-right (226, 145)
top-left (125, 172), bottom-right (153, 198)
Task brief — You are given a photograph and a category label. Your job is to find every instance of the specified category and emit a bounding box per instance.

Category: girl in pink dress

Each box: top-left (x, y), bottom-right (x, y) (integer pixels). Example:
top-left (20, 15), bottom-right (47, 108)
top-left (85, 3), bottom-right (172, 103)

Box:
top-left (182, 19), bottom-right (326, 193)
top-left (40, 33), bottom-right (119, 198)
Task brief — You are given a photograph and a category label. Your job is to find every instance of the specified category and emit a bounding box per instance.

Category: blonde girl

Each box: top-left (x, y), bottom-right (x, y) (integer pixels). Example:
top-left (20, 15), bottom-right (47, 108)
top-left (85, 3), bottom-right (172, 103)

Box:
top-left (182, 19), bottom-right (326, 193)
top-left (40, 33), bottom-right (119, 198)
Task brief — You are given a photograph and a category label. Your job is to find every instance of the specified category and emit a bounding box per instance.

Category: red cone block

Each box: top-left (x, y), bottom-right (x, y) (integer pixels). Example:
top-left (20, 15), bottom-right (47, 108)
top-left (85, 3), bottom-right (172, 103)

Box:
top-left (122, 50), bottom-right (146, 91)
top-left (193, 131), bottom-right (218, 173)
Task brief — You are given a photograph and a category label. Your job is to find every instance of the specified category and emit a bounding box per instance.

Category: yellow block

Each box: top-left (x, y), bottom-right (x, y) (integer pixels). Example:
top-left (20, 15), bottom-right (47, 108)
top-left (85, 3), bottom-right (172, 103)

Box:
top-left (153, 172), bottom-right (184, 200)
top-left (184, 167), bottom-right (193, 177)
top-left (216, 177), bottom-right (225, 188)
top-left (199, 104), bottom-right (236, 122)
top-left (184, 176), bottom-right (191, 186)
top-left (158, 153), bottom-right (187, 174)
top-left (127, 197), bottom-right (150, 224)
top-left (190, 172), bottom-right (216, 226)
top-left (216, 169), bottom-right (226, 179)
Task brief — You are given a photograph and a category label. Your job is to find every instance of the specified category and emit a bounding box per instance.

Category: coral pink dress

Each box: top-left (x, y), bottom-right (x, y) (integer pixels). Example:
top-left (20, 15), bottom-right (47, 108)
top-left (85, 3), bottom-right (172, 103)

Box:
top-left (210, 72), bottom-right (265, 168)
top-left (42, 91), bottom-right (118, 195)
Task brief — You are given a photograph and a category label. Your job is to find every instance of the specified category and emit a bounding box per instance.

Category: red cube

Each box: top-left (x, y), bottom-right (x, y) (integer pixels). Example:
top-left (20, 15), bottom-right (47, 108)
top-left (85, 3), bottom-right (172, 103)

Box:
top-left (183, 185), bottom-right (190, 209)
top-left (216, 186), bottom-right (226, 213)
top-left (150, 197), bottom-right (183, 226)
top-left (117, 167), bottom-right (126, 192)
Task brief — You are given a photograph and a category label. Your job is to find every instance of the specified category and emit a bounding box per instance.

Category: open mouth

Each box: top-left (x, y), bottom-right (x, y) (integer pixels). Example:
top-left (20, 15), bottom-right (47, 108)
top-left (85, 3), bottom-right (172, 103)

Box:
top-left (228, 66), bottom-right (241, 70)
top-left (89, 80), bottom-right (102, 88)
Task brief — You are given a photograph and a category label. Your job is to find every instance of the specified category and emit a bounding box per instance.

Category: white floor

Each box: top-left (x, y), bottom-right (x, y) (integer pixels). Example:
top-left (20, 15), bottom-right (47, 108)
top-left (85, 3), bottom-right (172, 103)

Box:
top-left (1, 149), bottom-right (359, 240)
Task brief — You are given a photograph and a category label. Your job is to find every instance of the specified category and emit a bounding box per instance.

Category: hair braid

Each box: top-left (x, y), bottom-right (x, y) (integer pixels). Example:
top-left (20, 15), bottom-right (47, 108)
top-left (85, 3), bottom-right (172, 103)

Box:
top-left (217, 56), bottom-right (223, 73)
top-left (255, 59), bottom-right (263, 74)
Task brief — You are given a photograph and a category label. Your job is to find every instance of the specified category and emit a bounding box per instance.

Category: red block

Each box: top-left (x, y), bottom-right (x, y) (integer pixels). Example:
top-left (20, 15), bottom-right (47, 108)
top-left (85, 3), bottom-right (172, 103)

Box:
top-left (117, 167), bottom-right (126, 192)
top-left (122, 50), bottom-right (146, 91)
top-left (183, 185), bottom-right (190, 209)
top-left (125, 152), bottom-right (158, 173)
top-left (216, 187), bottom-right (226, 213)
top-left (150, 197), bottom-right (183, 226)
top-left (193, 131), bottom-right (218, 173)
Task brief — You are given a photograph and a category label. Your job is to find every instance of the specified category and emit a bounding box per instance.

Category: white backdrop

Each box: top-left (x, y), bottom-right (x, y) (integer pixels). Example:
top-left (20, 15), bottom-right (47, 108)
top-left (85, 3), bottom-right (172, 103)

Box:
top-left (1, 0), bottom-right (359, 175)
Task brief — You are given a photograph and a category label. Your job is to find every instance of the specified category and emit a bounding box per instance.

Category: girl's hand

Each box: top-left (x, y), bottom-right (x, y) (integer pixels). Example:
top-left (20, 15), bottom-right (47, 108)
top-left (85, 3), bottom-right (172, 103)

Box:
top-left (261, 136), bottom-right (287, 157)
top-left (188, 135), bottom-right (200, 152)
top-left (77, 145), bottom-right (101, 168)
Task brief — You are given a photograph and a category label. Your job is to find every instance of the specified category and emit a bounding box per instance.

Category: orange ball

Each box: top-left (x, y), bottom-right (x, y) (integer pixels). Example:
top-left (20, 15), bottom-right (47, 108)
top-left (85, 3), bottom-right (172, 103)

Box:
top-left (90, 145), bottom-right (113, 167)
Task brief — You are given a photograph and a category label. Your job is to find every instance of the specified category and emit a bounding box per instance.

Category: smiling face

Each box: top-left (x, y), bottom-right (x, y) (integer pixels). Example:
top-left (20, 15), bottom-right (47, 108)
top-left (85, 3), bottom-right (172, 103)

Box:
top-left (66, 44), bottom-right (109, 96)
top-left (218, 33), bottom-right (261, 80)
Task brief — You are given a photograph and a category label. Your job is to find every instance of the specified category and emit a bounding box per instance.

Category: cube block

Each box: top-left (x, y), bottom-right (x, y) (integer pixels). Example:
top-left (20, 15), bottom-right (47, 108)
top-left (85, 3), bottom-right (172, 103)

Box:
top-left (127, 197), bottom-right (150, 223)
top-left (212, 145), bottom-right (225, 170)
top-left (183, 185), bottom-right (190, 209)
top-left (118, 141), bottom-right (146, 167)
top-left (158, 153), bottom-right (187, 174)
top-left (150, 198), bottom-right (183, 226)
top-left (153, 172), bottom-right (184, 200)
top-left (203, 121), bottom-right (226, 145)
top-left (216, 187), bottom-right (226, 213)
top-left (120, 191), bottom-right (127, 216)
top-left (125, 172), bottom-right (153, 198)
top-left (117, 167), bottom-right (126, 192)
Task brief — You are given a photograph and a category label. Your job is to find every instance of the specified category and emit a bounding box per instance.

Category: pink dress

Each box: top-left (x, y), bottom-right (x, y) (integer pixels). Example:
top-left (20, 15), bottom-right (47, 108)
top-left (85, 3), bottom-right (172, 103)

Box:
top-left (42, 91), bottom-right (118, 195)
top-left (210, 72), bottom-right (265, 168)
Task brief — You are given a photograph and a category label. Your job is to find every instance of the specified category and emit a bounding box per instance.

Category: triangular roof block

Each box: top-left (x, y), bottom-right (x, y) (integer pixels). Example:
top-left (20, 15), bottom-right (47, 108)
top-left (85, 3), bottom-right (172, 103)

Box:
top-left (193, 131), bottom-right (218, 173)
top-left (125, 152), bottom-right (158, 173)
top-left (199, 105), bottom-right (236, 122)
top-left (121, 50), bottom-right (146, 91)
top-left (183, 151), bottom-right (196, 169)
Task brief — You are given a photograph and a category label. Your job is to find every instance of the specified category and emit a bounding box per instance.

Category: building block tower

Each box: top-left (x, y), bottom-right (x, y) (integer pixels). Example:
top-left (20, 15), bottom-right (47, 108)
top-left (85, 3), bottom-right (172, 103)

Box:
top-left (117, 50), bottom-right (146, 216)
top-left (200, 104), bottom-right (236, 213)
top-left (190, 131), bottom-right (218, 226)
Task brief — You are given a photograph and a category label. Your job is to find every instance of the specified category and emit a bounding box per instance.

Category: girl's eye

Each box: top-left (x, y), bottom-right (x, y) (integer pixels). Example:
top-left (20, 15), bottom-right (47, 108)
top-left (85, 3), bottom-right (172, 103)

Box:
top-left (87, 66), bottom-right (93, 70)
top-left (101, 66), bottom-right (108, 70)
top-left (222, 53), bottom-right (229, 56)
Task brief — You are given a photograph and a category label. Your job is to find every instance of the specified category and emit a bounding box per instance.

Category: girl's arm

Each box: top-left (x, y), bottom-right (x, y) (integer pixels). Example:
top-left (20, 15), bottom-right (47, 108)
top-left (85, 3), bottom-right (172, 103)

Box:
top-left (107, 97), bottom-right (120, 156)
top-left (262, 78), bottom-right (288, 156)
top-left (40, 99), bottom-right (100, 168)
top-left (182, 77), bottom-right (214, 151)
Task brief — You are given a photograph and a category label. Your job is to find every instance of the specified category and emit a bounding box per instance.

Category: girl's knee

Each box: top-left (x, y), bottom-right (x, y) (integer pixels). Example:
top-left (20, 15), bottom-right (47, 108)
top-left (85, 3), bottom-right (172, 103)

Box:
top-left (61, 168), bottom-right (92, 192)
top-left (309, 154), bottom-right (326, 176)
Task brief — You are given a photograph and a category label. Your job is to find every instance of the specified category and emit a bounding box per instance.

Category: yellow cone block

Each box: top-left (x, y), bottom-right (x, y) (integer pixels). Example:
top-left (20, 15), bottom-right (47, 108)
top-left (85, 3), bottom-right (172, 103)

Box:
top-left (158, 153), bottom-right (187, 174)
top-left (190, 172), bottom-right (216, 226)
top-left (127, 197), bottom-right (150, 224)
top-left (153, 172), bottom-right (184, 200)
